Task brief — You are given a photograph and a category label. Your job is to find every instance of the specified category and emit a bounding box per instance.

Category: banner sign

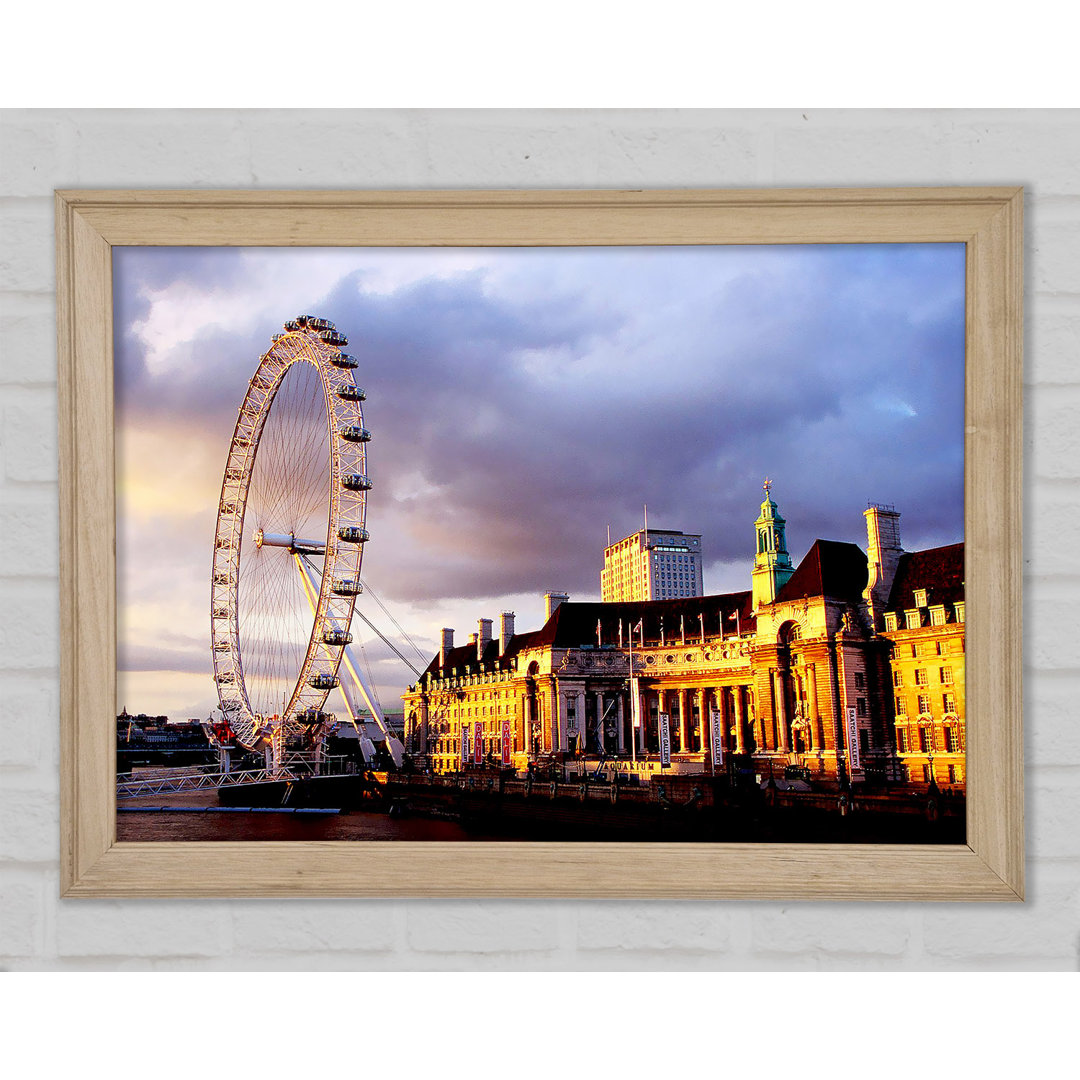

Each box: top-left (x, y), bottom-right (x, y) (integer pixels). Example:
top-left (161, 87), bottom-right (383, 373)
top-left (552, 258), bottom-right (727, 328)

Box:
top-left (659, 712), bottom-right (671, 766)
top-left (846, 706), bottom-right (860, 769)
top-left (501, 718), bottom-right (511, 765)
top-left (474, 722), bottom-right (484, 764)
top-left (710, 710), bottom-right (724, 768)
top-left (630, 679), bottom-right (641, 729)
top-left (460, 723), bottom-right (470, 766)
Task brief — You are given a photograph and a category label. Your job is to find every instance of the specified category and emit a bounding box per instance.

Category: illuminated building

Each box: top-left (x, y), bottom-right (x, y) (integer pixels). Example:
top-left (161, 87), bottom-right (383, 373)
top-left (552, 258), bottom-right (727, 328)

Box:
top-left (403, 488), bottom-right (964, 790)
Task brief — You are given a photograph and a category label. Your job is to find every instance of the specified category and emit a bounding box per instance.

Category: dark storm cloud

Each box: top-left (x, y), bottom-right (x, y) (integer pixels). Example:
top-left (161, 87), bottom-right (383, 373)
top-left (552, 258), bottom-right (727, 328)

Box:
top-left (310, 245), bottom-right (966, 601)
top-left (117, 243), bottom-right (965, 631)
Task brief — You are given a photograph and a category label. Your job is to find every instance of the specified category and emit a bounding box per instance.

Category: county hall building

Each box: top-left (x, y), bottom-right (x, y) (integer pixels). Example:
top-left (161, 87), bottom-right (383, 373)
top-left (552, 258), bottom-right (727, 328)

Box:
top-left (401, 487), bottom-right (965, 789)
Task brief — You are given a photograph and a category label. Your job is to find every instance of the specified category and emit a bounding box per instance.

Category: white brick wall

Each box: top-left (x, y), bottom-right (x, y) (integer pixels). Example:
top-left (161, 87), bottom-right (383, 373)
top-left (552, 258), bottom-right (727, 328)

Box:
top-left (1, 108), bottom-right (1077, 970)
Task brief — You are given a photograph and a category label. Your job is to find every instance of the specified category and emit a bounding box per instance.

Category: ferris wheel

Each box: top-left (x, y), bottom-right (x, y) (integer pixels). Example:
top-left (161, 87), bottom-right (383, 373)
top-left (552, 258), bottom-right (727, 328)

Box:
top-left (210, 315), bottom-right (371, 752)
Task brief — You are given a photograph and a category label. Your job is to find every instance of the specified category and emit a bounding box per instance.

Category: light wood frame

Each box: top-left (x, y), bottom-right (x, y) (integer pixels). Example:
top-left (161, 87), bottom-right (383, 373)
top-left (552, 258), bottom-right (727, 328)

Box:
top-left (57, 187), bottom-right (1023, 899)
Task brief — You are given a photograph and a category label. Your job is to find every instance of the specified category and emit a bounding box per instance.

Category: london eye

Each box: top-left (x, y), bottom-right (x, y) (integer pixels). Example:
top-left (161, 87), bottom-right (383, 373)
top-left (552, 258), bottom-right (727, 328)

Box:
top-left (209, 316), bottom-right (371, 756)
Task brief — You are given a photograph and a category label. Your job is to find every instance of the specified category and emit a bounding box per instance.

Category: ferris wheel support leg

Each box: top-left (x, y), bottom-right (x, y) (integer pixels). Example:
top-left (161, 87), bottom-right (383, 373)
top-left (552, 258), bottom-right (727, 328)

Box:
top-left (294, 555), bottom-right (377, 765)
top-left (295, 554), bottom-right (404, 768)
top-left (338, 644), bottom-right (405, 768)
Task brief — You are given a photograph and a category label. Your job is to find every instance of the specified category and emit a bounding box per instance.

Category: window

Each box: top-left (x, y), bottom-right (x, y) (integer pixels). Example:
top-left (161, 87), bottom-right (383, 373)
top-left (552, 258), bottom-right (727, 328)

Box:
top-left (914, 668), bottom-right (928, 685)
top-left (923, 764), bottom-right (933, 782)
top-left (896, 727), bottom-right (908, 753)
top-left (948, 765), bottom-right (957, 784)
top-left (914, 589), bottom-right (928, 607)
top-left (919, 726), bottom-right (934, 753)
top-left (930, 605), bottom-right (946, 626)
top-left (918, 694), bottom-right (931, 715)
top-left (856, 697), bottom-right (868, 718)
top-left (884, 612), bottom-right (899, 632)
top-left (940, 667), bottom-right (953, 685)
top-left (943, 692), bottom-right (956, 714)
top-left (910, 644), bottom-right (918, 658)
top-left (944, 727), bottom-right (959, 753)
top-left (895, 695), bottom-right (907, 716)
top-left (893, 670), bottom-right (903, 688)
top-left (905, 609), bottom-right (921, 629)
top-left (955, 602), bottom-right (965, 623)
top-left (854, 671), bottom-right (866, 690)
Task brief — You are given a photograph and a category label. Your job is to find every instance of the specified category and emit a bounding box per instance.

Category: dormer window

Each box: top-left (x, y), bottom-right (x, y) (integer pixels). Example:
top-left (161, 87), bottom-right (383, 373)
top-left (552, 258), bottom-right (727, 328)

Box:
top-left (883, 612), bottom-right (899, 632)
top-left (929, 605), bottom-right (946, 626)
top-left (954, 602), bottom-right (965, 623)
top-left (914, 589), bottom-right (928, 608)
top-left (905, 609), bottom-right (922, 630)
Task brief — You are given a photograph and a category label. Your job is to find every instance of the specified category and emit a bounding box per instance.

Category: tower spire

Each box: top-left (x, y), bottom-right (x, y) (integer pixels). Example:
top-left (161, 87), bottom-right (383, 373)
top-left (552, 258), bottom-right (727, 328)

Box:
top-left (751, 480), bottom-right (794, 610)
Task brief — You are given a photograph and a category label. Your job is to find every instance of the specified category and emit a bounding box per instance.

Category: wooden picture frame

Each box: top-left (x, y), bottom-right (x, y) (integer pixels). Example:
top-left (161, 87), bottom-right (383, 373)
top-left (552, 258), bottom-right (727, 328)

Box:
top-left (57, 187), bottom-right (1023, 899)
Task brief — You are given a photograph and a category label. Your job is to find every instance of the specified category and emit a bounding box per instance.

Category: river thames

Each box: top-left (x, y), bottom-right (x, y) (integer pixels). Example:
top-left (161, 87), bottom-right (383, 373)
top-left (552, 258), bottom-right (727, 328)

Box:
top-left (116, 792), bottom-right (492, 842)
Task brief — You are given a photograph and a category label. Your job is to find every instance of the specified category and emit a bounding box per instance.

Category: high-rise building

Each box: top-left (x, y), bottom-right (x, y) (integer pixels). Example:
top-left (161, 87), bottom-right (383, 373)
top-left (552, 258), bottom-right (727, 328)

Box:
top-left (600, 528), bottom-right (703, 602)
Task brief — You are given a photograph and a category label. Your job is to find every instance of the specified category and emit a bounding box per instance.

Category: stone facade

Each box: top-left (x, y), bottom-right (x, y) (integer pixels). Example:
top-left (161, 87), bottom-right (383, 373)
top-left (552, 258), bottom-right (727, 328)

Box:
top-left (403, 490), bottom-right (966, 790)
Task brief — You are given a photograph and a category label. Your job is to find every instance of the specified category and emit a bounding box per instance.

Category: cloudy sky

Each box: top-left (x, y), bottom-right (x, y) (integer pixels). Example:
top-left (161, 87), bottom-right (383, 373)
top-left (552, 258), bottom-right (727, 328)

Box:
top-left (114, 243), bottom-right (965, 719)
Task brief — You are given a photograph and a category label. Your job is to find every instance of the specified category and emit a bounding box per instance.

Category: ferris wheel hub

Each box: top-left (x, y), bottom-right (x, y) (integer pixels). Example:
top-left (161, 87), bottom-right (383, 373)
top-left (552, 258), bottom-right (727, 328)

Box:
top-left (254, 529), bottom-right (326, 555)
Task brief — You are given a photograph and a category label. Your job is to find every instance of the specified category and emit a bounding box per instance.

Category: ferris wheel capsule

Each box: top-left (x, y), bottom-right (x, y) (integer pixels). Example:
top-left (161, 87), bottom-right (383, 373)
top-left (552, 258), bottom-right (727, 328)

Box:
top-left (342, 473), bottom-right (373, 491)
top-left (331, 578), bottom-right (363, 596)
top-left (337, 525), bottom-right (369, 544)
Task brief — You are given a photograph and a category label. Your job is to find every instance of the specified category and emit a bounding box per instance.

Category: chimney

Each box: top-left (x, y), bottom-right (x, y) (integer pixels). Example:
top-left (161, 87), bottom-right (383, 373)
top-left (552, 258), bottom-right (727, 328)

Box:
top-left (439, 628), bottom-right (454, 669)
top-left (864, 504), bottom-right (904, 615)
top-left (477, 618), bottom-right (493, 661)
top-left (544, 591), bottom-right (570, 621)
top-left (498, 611), bottom-right (515, 655)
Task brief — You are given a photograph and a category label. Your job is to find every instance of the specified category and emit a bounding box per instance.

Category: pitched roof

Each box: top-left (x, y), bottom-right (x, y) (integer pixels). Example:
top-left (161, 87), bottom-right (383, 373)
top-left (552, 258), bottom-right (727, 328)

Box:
top-left (777, 539), bottom-right (869, 603)
top-left (884, 542), bottom-right (965, 612)
top-left (420, 591), bottom-right (755, 677)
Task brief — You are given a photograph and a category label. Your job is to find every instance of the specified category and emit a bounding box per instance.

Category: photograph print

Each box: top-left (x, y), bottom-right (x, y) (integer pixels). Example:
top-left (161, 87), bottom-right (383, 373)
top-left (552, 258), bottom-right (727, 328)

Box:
top-left (113, 241), bottom-right (966, 844)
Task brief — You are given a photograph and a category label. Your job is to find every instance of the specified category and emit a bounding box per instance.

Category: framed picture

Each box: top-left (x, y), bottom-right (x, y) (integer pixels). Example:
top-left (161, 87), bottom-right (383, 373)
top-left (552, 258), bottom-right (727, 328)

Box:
top-left (57, 187), bottom-right (1023, 899)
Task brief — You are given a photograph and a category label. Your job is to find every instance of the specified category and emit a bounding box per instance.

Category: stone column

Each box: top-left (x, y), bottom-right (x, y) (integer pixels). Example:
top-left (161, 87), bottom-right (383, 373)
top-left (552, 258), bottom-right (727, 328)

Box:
top-left (576, 688), bottom-right (587, 752)
top-left (734, 686), bottom-right (746, 753)
top-left (774, 669), bottom-right (789, 752)
top-left (551, 682), bottom-right (562, 751)
top-left (725, 687), bottom-right (736, 754)
top-left (639, 688), bottom-right (650, 753)
top-left (616, 693), bottom-right (625, 752)
top-left (699, 688), bottom-right (712, 760)
top-left (677, 688), bottom-right (689, 752)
